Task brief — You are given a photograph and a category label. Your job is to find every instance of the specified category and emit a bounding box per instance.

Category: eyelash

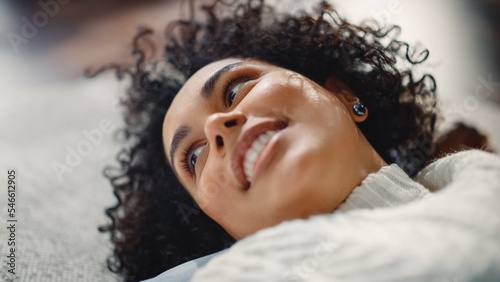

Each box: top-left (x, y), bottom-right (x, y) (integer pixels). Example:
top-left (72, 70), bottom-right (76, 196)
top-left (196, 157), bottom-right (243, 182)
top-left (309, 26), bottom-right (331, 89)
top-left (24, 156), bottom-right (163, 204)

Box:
top-left (223, 72), bottom-right (252, 107)
top-left (180, 142), bottom-right (198, 175)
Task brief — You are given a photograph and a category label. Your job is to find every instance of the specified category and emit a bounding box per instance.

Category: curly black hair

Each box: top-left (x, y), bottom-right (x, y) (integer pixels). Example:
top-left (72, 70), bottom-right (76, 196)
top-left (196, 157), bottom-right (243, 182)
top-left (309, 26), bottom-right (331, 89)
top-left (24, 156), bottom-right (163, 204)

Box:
top-left (96, 0), bottom-right (438, 280)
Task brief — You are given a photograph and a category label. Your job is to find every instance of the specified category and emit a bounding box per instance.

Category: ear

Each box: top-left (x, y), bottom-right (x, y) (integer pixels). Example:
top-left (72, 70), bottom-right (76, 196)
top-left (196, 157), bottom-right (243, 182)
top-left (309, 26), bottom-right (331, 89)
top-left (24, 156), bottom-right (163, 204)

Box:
top-left (323, 77), bottom-right (368, 123)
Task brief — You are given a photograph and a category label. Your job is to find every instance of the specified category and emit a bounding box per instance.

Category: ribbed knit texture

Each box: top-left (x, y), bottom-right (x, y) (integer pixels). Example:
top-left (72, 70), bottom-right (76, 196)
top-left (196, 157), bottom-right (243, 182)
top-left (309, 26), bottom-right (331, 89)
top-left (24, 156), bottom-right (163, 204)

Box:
top-left (191, 150), bottom-right (500, 282)
top-left (335, 164), bottom-right (430, 212)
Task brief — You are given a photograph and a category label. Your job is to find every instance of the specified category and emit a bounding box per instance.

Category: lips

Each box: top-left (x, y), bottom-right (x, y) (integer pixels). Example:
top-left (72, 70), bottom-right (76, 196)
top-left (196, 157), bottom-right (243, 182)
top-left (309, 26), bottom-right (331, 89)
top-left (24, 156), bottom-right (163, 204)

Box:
top-left (231, 119), bottom-right (288, 190)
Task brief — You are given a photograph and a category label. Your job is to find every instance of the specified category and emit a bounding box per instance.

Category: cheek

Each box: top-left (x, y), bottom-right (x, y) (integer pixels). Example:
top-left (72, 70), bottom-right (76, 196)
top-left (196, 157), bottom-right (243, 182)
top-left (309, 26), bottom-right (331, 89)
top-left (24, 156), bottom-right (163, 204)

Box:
top-left (197, 168), bottom-right (253, 239)
top-left (263, 110), bottom-right (359, 213)
top-left (195, 156), bottom-right (244, 225)
top-left (196, 170), bottom-right (228, 212)
top-left (243, 72), bottom-right (307, 110)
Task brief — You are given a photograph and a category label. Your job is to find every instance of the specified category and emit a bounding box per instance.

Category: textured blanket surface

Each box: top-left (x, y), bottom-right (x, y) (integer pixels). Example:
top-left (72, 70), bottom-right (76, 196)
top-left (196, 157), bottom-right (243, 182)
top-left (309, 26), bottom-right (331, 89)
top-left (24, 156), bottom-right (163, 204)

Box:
top-left (0, 72), bottom-right (123, 281)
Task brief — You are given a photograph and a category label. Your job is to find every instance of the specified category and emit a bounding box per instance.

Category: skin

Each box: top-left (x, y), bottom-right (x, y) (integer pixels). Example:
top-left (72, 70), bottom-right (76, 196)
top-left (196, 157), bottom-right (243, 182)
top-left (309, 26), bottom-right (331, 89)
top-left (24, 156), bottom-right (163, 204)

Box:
top-left (163, 58), bottom-right (387, 240)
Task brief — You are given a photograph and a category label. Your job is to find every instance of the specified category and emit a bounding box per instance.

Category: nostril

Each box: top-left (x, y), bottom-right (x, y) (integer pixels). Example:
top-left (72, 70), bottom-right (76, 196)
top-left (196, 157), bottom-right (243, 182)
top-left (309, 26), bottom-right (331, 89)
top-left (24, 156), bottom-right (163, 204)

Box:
top-left (224, 120), bottom-right (237, 127)
top-left (216, 135), bottom-right (224, 147)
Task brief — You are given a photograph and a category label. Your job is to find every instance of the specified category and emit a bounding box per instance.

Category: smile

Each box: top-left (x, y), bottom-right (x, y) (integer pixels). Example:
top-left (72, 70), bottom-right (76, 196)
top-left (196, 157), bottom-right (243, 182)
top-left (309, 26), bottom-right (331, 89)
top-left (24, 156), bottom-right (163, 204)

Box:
top-left (231, 119), bottom-right (288, 190)
top-left (243, 130), bottom-right (278, 182)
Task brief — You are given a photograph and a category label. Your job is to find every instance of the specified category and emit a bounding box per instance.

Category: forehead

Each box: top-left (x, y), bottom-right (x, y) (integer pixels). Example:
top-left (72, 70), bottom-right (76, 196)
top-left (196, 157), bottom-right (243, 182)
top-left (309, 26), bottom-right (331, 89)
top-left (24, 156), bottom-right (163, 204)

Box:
top-left (162, 58), bottom-right (246, 162)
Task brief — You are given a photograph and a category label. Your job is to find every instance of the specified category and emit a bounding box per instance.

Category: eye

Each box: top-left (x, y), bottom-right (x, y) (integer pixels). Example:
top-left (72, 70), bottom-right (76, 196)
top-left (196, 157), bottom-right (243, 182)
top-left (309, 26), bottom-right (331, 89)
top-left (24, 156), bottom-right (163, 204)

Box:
top-left (224, 72), bottom-right (252, 107)
top-left (190, 146), bottom-right (204, 169)
top-left (227, 82), bottom-right (244, 106)
top-left (181, 144), bottom-right (205, 176)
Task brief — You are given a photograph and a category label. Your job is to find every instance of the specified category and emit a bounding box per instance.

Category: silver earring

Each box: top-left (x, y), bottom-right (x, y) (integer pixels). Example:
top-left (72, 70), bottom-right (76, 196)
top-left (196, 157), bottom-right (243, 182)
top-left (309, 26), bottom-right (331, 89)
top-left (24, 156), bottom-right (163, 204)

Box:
top-left (353, 103), bottom-right (366, 116)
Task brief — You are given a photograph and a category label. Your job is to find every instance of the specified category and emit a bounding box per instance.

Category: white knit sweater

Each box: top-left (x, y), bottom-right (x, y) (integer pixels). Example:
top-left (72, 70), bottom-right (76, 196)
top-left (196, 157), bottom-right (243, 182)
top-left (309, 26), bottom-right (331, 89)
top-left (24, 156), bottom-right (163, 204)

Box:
top-left (191, 150), bottom-right (500, 282)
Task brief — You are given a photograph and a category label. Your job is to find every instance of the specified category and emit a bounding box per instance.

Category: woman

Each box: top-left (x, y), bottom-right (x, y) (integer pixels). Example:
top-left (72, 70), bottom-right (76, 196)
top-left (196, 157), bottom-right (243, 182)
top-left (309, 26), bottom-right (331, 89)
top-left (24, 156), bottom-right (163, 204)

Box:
top-left (98, 0), bottom-right (500, 281)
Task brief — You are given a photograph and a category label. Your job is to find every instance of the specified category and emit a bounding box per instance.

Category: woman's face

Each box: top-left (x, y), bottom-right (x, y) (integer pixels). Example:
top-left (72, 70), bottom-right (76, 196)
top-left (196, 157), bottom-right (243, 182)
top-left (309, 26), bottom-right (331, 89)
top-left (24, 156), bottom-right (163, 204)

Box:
top-left (163, 58), bottom-right (383, 239)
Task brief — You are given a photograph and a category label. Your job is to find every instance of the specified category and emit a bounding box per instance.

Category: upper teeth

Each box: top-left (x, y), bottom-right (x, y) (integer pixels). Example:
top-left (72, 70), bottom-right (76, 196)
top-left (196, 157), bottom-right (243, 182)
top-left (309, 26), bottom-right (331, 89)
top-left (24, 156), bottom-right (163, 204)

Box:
top-left (244, 130), bottom-right (277, 183)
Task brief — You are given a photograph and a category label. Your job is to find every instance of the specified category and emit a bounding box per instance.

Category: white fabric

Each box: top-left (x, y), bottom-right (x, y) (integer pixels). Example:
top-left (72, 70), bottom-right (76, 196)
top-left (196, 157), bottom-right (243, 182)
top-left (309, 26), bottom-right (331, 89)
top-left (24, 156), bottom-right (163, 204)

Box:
top-left (335, 163), bottom-right (430, 212)
top-left (191, 150), bottom-right (500, 282)
top-left (144, 251), bottom-right (225, 282)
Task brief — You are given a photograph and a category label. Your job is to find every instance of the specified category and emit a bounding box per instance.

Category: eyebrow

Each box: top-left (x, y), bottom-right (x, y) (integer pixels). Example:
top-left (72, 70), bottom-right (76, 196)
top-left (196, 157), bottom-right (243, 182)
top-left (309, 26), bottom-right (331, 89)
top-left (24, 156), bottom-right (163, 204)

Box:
top-left (169, 125), bottom-right (191, 172)
top-left (201, 62), bottom-right (245, 99)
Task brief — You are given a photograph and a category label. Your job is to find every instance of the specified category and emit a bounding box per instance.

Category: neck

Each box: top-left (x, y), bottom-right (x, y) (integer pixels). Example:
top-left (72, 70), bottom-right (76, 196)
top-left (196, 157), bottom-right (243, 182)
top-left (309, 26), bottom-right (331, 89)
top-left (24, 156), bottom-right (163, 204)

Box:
top-left (353, 133), bottom-right (388, 187)
top-left (358, 148), bottom-right (388, 186)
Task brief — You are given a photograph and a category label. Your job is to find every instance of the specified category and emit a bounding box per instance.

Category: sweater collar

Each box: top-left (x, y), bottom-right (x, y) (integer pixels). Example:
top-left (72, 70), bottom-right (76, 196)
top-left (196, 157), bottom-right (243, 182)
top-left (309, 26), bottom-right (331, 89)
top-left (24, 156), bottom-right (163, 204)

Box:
top-left (334, 164), bottom-right (430, 213)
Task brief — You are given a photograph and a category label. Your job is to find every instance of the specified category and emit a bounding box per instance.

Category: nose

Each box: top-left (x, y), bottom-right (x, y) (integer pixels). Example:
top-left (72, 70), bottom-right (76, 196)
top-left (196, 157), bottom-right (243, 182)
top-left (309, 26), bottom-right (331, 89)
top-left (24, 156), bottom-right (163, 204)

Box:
top-left (205, 111), bottom-right (247, 156)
